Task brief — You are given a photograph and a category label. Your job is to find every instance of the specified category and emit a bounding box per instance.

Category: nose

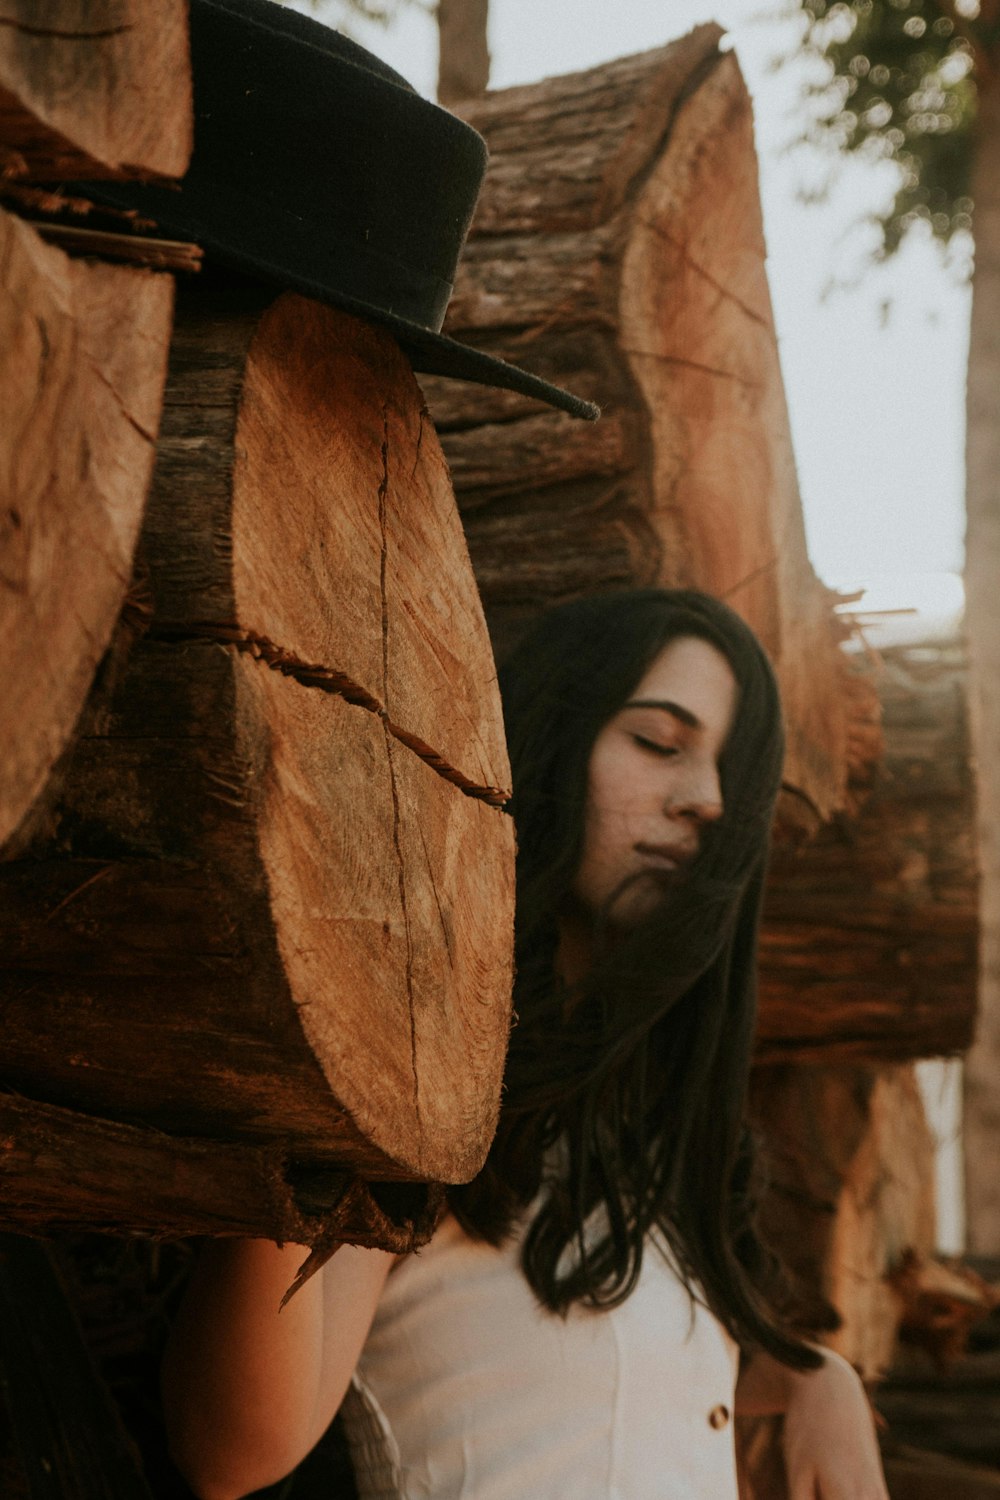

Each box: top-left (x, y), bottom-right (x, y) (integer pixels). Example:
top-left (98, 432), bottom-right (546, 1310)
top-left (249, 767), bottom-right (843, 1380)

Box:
top-left (665, 765), bottom-right (723, 826)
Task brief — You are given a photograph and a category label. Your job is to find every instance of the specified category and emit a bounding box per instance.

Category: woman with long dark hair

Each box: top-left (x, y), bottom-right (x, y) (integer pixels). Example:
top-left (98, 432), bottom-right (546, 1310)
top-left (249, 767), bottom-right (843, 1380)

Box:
top-left (163, 589), bottom-right (888, 1500)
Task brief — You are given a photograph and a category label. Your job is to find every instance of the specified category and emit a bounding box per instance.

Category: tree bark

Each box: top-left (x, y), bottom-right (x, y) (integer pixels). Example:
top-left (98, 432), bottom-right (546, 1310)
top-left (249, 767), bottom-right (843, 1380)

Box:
top-left (963, 53), bottom-right (1000, 1253)
top-left (0, 282), bottom-right (515, 1239)
top-left (0, 208), bottom-right (174, 850)
top-left (421, 30), bottom-right (862, 821)
top-left (437, 0), bottom-right (489, 106)
top-left (0, 0), bottom-right (191, 180)
top-left (757, 639), bottom-right (977, 1061)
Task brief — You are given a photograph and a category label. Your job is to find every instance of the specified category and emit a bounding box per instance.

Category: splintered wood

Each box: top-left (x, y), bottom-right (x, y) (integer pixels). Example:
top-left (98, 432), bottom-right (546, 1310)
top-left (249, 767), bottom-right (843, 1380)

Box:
top-left (421, 26), bottom-right (853, 821)
top-left (0, 291), bottom-right (515, 1230)
top-left (0, 207), bottom-right (173, 848)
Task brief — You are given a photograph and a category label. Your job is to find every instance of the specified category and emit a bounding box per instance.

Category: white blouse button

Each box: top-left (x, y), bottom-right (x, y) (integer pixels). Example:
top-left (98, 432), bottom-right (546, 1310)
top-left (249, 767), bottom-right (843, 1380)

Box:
top-left (708, 1403), bottom-right (731, 1430)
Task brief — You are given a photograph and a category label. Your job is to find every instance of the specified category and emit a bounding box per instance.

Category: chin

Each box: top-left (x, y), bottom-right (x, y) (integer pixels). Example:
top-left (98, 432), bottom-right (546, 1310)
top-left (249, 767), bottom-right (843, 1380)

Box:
top-left (604, 872), bottom-right (675, 931)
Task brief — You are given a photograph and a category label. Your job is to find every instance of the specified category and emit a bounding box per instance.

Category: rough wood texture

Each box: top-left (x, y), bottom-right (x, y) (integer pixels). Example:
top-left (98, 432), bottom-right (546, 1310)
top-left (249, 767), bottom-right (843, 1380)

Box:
top-left (0, 1091), bottom-right (440, 1252)
top-left (757, 639), bottom-right (976, 1061)
top-left (420, 29), bottom-right (856, 820)
top-left (750, 1062), bottom-right (937, 1382)
top-left (0, 285), bottom-right (515, 1236)
top-left (0, 207), bottom-right (173, 850)
top-left (0, 1), bottom-right (191, 181)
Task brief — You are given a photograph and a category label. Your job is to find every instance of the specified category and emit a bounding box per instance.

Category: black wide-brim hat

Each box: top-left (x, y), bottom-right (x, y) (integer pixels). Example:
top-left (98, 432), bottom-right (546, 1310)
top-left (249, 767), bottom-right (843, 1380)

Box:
top-left (73, 0), bottom-right (598, 421)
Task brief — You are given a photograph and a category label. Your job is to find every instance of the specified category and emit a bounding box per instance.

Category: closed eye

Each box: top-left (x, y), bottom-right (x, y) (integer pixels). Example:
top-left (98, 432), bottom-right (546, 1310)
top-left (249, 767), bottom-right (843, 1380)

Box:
top-left (631, 734), bottom-right (679, 758)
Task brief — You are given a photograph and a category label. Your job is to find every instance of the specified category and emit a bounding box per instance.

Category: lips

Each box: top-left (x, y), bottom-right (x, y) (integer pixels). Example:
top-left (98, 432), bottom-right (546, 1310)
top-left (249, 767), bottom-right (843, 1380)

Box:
top-left (634, 841), bottom-right (695, 871)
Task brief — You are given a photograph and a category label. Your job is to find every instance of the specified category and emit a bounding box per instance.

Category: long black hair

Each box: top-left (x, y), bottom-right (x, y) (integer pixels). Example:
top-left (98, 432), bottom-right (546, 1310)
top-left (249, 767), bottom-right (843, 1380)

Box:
top-left (450, 588), bottom-right (820, 1370)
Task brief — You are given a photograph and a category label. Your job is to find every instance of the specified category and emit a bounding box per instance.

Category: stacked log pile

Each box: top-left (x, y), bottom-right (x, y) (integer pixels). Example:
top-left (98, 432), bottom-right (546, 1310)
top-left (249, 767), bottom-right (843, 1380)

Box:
top-left (0, 12), bottom-right (514, 1258)
top-left (758, 637), bottom-right (977, 1065)
top-left (0, 13), bottom-right (983, 1498)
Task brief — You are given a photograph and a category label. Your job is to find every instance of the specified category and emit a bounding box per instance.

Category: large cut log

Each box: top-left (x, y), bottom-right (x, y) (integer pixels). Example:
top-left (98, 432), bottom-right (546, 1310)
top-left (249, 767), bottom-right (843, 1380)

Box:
top-left (0, 207), bottom-right (174, 850)
top-left (419, 28), bottom-right (858, 821)
top-left (756, 638), bottom-right (977, 1061)
top-left (0, 281), bottom-right (515, 1239)
top-left (0, 1), bottom-right (191, 181)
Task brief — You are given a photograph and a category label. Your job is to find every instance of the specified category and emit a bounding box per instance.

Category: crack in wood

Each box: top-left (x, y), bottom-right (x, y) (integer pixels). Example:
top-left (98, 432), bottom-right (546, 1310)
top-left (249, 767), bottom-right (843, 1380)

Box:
top-left (634, 216), bottom-right (773, 331)
top-left (0, 19), bottom-right (134, 40)
top-left (620, 347), bottom-right (762, 388)
top-left (417, 819), bottom-right (453, 965)
top-left (410, 404), bottom-right (428, 483)
top-left (720, 554), bottom-right (780, 603)
top-left (378, 407), bottom-right (423, 1170)
top-left (147, 625), bottom-right (511, 807)
top-left (87, 359), bottom-right (158, 445)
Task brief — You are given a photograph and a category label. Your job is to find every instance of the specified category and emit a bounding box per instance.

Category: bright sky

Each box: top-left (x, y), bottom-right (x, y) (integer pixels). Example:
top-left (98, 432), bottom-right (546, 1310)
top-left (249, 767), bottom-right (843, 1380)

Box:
top-left (308, 0), bottom-right (971, 616)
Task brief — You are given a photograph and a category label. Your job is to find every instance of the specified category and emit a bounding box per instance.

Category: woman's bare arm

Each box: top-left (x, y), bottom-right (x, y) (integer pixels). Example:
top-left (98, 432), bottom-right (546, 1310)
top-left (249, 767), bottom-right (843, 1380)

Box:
top-left (736, 1348), bottom-right (889, 1500)
top-left (161, 1237), bottom-right (394, 1500)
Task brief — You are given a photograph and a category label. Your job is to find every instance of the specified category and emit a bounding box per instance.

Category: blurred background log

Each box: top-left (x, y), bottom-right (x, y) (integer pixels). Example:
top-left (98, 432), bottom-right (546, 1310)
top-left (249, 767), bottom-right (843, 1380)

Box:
top-left (421, 26), bottom-right (858, 823)
top-left (0, 284), bottom-right (514, 1224)
top-left (757, 638), bottom-right (976, 1060)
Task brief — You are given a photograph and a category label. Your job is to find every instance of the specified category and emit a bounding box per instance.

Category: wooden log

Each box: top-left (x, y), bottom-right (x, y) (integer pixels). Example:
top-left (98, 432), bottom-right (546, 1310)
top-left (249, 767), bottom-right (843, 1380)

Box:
top-left (419, 30), bottom-right (858, 820)
top-left (0, 282), bottom-right (515, 1233)
top-left (749, 1061), bottom-right (937, 1381)
top-left (880, 1440), bottom-right (1000, 1500)
top-left (757, 638), bottom-right (977, 1061)
top-left (0, 1), bottom-right (191, 181)
top-left (0, 206), bottom-right (174, 850)
top-left (0, 1091), bottom-right (440, 1251)
top-left (876, 1354), bottom-right (1000, 1472)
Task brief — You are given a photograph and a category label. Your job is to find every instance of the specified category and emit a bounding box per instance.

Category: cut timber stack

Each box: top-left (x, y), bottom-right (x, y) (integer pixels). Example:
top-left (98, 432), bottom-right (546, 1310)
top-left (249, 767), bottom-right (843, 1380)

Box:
top-left (0, 0), bottom-right (191, 850)
top-left (0, 7), bottom-right (515, 1257)
top-left (0, 278), bottom-right (515, 1249)
top-left (421, 24), bottom-right (853, 822)
top-left (758, 637), bottom-right (977, 1061)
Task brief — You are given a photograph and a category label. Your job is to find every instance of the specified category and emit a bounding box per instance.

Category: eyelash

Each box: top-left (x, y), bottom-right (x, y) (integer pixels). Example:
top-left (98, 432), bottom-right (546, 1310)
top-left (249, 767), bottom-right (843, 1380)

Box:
top-left (631, 734), bottom-right (680, 758)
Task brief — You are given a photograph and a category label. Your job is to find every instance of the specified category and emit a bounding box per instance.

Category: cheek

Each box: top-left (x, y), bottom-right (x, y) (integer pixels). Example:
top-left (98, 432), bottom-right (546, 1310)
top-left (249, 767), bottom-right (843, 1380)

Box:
top-left (578, 753), bottom-right (638, 880)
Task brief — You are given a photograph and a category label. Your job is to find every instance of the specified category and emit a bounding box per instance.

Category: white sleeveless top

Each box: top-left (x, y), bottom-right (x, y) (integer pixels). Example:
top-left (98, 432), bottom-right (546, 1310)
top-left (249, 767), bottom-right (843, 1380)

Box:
top-left (341, 1211), bottom-right (740, 1499)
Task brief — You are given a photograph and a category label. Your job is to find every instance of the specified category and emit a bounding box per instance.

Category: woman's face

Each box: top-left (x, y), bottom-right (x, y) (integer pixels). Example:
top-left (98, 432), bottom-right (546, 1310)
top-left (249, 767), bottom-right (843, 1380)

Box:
top-left (573, 635), bottom-right (737, 927)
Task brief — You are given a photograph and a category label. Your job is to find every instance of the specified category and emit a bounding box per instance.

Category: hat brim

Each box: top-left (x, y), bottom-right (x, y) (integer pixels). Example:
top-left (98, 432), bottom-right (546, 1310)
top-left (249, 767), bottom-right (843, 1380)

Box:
top-left (66, 215), bottom-right (602, 421)
top-left (191, 232), bottom-right (601, 422)
top-left (70, 182), bottom-right (598, 422)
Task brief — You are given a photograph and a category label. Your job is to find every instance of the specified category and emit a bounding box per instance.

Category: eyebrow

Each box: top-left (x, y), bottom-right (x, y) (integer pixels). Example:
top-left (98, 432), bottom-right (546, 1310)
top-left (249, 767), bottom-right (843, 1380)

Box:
top-left (623, 697), bottom-right (701, 730)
